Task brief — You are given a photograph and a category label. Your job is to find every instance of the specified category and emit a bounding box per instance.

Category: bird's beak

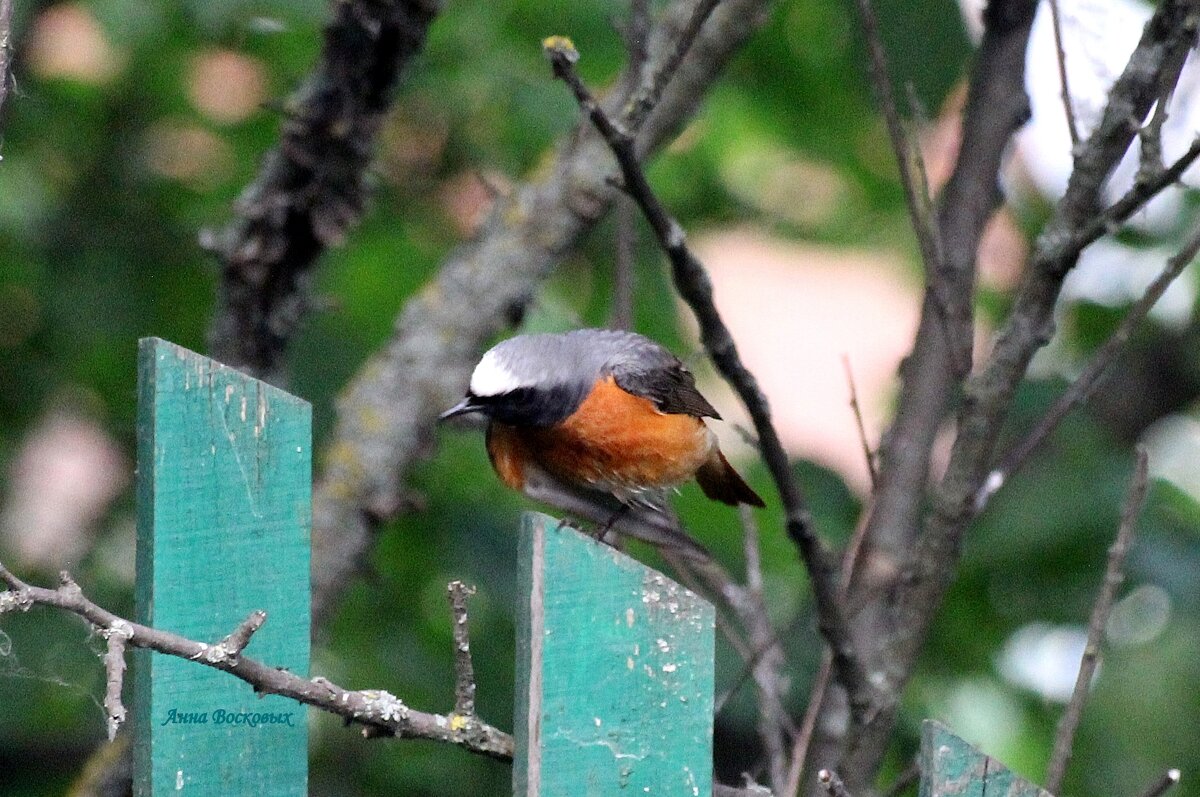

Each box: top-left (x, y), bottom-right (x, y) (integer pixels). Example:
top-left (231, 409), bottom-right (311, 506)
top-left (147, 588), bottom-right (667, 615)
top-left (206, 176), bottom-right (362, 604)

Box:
top-left (438, 396), bottom-right (484, 421)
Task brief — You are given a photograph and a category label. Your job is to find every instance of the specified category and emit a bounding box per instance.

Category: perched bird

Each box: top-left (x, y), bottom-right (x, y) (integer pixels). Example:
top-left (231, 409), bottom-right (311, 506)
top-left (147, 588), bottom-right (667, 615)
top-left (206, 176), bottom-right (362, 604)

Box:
top-left (440, 329), bottom-right (763, 550)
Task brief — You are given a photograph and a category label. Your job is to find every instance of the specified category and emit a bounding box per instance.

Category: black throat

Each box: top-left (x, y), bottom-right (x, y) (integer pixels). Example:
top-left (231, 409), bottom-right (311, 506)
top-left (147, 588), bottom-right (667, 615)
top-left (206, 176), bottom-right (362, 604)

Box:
top-left (478, 381), bottom-right (589, 428)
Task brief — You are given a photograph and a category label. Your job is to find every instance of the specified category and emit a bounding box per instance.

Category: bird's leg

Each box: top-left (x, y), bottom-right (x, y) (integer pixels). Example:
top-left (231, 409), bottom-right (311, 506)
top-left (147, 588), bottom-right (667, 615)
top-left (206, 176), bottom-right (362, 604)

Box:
top-left (599, 503), bottom-right (630, 535)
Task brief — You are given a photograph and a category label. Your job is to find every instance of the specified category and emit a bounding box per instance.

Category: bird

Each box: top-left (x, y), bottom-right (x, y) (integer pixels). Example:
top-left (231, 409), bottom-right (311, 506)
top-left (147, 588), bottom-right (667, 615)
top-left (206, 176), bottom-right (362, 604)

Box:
top-left (440, 329), bottom-right (763, 550)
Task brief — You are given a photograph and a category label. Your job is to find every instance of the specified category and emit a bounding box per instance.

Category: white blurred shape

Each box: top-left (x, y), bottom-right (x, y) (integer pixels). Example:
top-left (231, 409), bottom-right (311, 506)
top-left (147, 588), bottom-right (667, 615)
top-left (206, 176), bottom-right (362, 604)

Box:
top-left (1, 412), bottom-right (127, 570)
top-left (1106, 584), bottom-right (1172, 646)
top-left (1143, 413), bottom-right (1200, 500)
top-left (998, 622), bottom-right (1089, 702)
top-left (1061, 238), bottom-right (1197, 327)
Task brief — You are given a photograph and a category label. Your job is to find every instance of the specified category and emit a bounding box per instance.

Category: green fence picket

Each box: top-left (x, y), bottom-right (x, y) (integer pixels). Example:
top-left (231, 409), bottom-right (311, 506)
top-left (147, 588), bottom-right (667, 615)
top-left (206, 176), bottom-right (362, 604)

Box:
top-left (515, 512), bottom-right (715, 796)
top-left (133, 338), bottom-right (310, 795)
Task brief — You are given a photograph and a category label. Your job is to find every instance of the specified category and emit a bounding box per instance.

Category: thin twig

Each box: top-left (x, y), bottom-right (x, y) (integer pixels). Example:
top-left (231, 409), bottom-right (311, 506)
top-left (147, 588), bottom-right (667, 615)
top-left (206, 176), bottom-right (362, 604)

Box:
top-left (783, 508), bottom-right (873, 797)
top-left (981, 217), bottom-right (1200, 506)
top-left (903, 82), bottom-right (942, 266)
top-left (101, 622), bottom-right (133, 741)
top-left (842, 355), bottom-right (877, 490)
top-left (1046, 0), bottom-right (1081, 149)
top-left (1044, 448), bottom-right (1150, 793)
top-left (543, 38), bottom-right (872, 730)
top-left (817, 769), bottom-right (854, 797)
top-left (881, 761), bottom-right (920, 797)
top-left (611, 0), bottom-right (651, 332)
top-left (626, 0), bottom-right (723, 131)
top-left (714, 783), bottom-right (774, 797)
top-left (850, 0), bottom-right (966, 373)
top-left (1073, 137), bottom-right (1200, 254)
top-left (0, 562), bottom-right (514, 761)
top-left (447, 580), bottom-right (478, 718)
top-left (214, 610), bottom-right (268, 659)
top-left (1138, 769), bottom-right (1182, 797)
top-left (1136, 20), bottom-right (1193, 184)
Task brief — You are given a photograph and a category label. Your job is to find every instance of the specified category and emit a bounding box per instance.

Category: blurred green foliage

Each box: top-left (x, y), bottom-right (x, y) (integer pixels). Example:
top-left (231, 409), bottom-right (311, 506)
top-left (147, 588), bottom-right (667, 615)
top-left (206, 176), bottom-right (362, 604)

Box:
top-left (1, 1), bottom-right (1198, 796)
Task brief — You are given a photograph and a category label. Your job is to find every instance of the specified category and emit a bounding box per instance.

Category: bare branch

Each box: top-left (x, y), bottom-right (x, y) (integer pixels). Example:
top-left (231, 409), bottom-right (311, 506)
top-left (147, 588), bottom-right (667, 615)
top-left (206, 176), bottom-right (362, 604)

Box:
top-left (1046, 0), bottom-right (1081, 149)
top-left (1136, 21), bottom-right (1192, 184)
top-left (447, 580), bottom-right (478, 719)
top-left (742, 504), bottom-right (765, 597)
top-left (842, 355), bottom-right (877, 490)
top-left (101, 621), bottom-right (133, 741)
top-left (1138, 769), bottom-right (1182, 797)
top-left (207, 0), bottom-right (440, 380)
top-left (0, 562), bottom-right (514, 761)
top-left (626, 0), bottom-right (723, 131)
top-left (212, 610), bottom-right (268, 660)
top-left (842, 11), bottom-right (1040, 771)
top-left (983, 218), bottom-right (1200, 504)
top-left (850, 0), bottom-right (964, 374)
top-left (626, 0), bottom-right (652, 73)
top-left (543, 37), bottom-right (874, 740)
top-left (817, 769), bottom-right (854, 797)
top-left (1045, 449), bottom-right (1149, 793)
top-left (1073, 136), bottom-right (1200, 255)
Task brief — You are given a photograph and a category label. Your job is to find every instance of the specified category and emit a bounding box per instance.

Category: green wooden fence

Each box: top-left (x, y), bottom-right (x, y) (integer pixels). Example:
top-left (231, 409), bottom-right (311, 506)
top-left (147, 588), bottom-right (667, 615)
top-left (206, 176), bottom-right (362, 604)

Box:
top-left (130, 340), bottom-right (1046, 796)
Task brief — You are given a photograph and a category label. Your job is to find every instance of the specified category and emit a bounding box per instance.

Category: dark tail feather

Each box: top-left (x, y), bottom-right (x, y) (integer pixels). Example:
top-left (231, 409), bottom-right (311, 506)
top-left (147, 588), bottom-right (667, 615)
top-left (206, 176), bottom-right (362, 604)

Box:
top-left (696, 450), bottom-right (766, 507)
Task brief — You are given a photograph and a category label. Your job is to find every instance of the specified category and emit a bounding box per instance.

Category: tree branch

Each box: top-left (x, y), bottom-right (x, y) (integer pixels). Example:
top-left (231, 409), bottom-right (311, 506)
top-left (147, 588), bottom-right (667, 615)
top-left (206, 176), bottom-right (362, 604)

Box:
top-left (850, 0), bottom-right (962, 372)
top-left (447, 580), bottom-right (477, 719)
top-left (1046, 0), bottom-right (1081, 149)
top-left (817, 769), bottom-right (853, 797)
top-left (831, 0), bottom-right (1200, 790)
top-left (1044, 449), bottom-right (1149, 793)
top-left (1138, 769), bottom-right (1182, 797)
top-left (842, 355), bottom-right (877, 490)
top-left (982, 217), bottom-right (1200, 503)
top-left (101, 620), bottom-right (133, 741)
top-left (0, 563), bottom-right (514, 761)
top-left (206, 0), bottom-right (441, 381)
top-left (543, 38), bottom-right (875, 741)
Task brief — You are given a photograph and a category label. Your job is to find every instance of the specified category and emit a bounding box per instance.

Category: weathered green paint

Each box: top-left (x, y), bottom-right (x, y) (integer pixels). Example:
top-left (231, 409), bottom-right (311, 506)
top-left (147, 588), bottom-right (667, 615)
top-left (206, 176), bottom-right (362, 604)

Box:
top-left (514, 512), bottom-right (715, 797)
top-left (133, 338), bottom-right (310, 796)
top-left (920, 720), bottom-right (1053, 797)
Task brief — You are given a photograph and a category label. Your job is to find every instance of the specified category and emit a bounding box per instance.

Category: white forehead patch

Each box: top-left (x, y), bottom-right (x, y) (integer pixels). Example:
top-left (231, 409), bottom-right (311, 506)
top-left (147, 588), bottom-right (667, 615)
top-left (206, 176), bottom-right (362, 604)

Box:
top-left (469, 349), bottom-right (524, 397)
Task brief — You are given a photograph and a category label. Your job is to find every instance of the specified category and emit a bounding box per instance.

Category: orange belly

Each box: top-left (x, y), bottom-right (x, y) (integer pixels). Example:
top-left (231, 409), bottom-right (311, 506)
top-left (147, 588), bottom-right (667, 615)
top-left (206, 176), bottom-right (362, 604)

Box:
top-left (486, 376), bottom-right (713, 498)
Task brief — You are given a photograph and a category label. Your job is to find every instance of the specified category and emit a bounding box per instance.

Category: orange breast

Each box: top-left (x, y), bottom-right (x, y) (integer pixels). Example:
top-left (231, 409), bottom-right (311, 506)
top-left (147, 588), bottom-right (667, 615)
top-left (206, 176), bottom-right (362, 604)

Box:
top-left (523, 376), bottom-right (713, 494)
